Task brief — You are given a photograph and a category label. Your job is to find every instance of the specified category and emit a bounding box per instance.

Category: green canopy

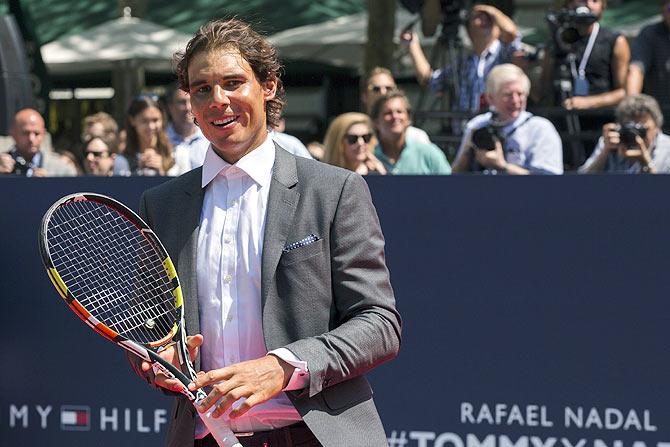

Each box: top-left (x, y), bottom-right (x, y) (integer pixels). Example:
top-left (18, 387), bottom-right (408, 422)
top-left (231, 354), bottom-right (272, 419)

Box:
top-left (0, 0), bottom-right (367, 45)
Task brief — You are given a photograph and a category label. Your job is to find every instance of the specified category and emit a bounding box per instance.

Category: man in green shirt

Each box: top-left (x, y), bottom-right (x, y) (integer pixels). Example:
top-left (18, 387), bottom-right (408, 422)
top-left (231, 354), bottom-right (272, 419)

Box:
top-left (371, 90), bottom-right (451, 175)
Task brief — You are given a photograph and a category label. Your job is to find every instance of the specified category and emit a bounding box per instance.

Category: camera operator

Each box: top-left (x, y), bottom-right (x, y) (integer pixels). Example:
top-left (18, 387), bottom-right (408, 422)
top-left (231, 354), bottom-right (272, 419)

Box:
top-left (540, 0), bottom-right (630, 111)
top-left (0, 108), bottom-right (76, 177)
top-left (453, 64), bottom-right (563, 175)
top-left (626, 0), bottom-right (670, 119)
top-left (401, 1), bottom-right (521, 114)
top-left (578, 94), bottom-right (670, 174)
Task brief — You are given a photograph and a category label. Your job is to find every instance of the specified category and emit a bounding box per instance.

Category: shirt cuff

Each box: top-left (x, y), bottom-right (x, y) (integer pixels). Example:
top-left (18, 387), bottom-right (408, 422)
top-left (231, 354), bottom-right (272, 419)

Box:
top-left (268, 348), bottom-right (310, 391)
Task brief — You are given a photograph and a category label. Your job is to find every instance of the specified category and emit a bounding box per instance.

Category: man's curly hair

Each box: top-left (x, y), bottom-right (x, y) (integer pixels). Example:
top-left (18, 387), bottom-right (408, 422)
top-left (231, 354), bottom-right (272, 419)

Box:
top-left (174, 19), bottom-right (285, 128)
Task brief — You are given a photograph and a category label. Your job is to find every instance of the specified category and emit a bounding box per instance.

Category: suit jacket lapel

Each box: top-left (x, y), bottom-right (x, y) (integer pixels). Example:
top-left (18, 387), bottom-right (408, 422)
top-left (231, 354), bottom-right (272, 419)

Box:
top-left (261, 145), bottom-right (299, 309)
top-left (177, 169), bottom-right (204, 337)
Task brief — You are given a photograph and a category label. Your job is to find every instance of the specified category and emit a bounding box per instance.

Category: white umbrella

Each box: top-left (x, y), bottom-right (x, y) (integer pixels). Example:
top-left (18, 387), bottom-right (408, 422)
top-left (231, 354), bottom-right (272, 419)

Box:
top-left (40, 8), bottom-right (191, 118)
top-left (40, 8), bottom-right (191, 75)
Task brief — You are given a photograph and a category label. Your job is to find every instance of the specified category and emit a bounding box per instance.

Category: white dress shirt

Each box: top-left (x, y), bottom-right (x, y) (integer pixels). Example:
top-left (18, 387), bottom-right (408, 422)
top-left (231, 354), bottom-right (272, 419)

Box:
top-left (195, 136), bottom-right (306, 438)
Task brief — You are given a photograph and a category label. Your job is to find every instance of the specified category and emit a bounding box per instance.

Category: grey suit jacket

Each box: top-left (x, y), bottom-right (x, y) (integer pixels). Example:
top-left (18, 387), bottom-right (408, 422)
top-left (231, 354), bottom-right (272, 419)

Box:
top-left (137, 145), bottom-right (401, 447)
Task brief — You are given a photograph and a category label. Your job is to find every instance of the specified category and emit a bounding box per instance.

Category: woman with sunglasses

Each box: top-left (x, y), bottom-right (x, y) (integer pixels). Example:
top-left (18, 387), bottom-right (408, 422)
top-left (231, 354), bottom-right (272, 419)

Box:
top-left (323, 112), bottom-right (387, 175)
top-left (124, 95), bottom-right (190, 176)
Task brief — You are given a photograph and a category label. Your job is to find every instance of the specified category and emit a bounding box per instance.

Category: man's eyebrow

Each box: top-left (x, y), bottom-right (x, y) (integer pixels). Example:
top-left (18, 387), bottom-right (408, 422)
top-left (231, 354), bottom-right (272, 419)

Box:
top-left (189, 79), bottom-right (208, 90)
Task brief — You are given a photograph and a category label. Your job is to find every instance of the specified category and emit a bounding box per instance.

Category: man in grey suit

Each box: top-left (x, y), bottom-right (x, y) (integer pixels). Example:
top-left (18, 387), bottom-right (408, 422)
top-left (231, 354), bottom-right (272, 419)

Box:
top-left (0, 108), bottom-right (76, 177)
top-left (133, 19), bottom-right (401, 447)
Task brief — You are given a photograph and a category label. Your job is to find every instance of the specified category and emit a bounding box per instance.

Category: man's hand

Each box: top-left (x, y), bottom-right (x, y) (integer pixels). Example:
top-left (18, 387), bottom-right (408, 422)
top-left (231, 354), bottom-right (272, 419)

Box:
top-left (0, 153), bottom-right (16, 174)
top-left (474, 140), bottom-right (507, 171)
top-left (141, 334), bottom-right (203, 392)
top-left (472, 4), bottom-right (502, 22)
top-left (188, 355), bottom-right (295, 419)
top-left (620, 134), bottom-right (652, 169)
top-left (602, 123), bottom-right (621, 152)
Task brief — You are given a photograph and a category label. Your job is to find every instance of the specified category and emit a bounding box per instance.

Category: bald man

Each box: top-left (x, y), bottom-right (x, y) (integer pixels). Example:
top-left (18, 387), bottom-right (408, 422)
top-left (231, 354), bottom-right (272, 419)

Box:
top-left (0, 108), bottom-right (75, 176)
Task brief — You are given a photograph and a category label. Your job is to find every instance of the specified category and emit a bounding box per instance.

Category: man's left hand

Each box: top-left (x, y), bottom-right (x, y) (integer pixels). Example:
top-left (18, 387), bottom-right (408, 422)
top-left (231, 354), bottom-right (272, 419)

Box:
top-left (474, 140), bottom-right (507, 171)
top-left (188, 355), bottom-right (295, 419)
top-left (621, 135), bottom-right (653, 169)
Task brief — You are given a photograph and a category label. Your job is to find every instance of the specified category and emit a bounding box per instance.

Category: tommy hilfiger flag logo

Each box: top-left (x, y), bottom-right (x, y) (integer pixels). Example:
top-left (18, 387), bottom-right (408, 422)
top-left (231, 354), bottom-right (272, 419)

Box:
top-left (60, 405), bottom-right (90, 431)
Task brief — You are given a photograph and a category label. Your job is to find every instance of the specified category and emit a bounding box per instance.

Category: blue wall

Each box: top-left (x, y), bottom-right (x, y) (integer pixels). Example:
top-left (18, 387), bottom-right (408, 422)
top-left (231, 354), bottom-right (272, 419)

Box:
top-left (2, 175), bottom-right (669, 446)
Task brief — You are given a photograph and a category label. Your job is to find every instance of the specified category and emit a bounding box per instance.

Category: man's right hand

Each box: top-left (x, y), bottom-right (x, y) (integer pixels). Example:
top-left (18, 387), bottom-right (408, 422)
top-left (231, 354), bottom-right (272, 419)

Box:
top-left (602, 123), bottom-right (621, 152)
top-left (141, 334), bottom-right (203, 391)
top-left (0, 153), bottom-right (16, 174)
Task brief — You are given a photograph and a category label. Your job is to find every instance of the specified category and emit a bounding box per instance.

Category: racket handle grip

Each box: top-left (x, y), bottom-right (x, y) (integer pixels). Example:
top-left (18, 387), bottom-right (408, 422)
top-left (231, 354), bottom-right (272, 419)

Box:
top-left (197, 403), bottom-right (242, 447)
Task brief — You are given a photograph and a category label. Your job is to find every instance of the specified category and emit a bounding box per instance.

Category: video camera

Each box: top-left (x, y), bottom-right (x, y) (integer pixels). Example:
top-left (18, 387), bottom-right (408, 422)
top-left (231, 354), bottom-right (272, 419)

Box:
top-left (440, 0), bottom-right (471, 40)
top-left (617, 122), bottom-right (648, 149)
top-left (545, 6), bottom-right (598, 54)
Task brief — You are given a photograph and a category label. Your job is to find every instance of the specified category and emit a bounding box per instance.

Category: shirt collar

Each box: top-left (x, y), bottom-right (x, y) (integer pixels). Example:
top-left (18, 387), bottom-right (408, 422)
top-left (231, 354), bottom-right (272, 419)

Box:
top-left (480, 39), bottom-right (500, 59)
top-left (201, 134), bottom-right (275, 188)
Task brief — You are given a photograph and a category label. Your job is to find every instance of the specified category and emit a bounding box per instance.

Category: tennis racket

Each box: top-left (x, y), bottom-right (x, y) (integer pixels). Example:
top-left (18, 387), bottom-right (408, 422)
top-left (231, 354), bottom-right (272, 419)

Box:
top-left (38, 192), bottom-right (241, 447)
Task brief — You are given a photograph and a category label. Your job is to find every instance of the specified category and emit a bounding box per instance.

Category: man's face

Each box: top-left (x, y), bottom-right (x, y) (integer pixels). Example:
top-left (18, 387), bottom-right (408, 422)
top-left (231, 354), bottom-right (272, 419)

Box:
top-left (374, 97), bottom-right (411, 140)
top-left (363, 73), bottom-right (396, 112)
top-left (168, 90), bottom-right (193, 127)
top-left (662, 1), bottom-right (670, 27)
top-left (488, 80), bottom-right (527, 123)
top-left (187, 47), bottom-right (277, 164)
top-left (11, 111), bottom-right (45, 159)
top-left (83, 137), bottom-right (115, 176)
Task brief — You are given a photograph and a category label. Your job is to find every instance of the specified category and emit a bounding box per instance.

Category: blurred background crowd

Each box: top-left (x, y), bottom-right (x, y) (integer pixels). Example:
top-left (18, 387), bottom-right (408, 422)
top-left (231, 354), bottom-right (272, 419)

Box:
top-left (0, 0), bottom-right (668, 177)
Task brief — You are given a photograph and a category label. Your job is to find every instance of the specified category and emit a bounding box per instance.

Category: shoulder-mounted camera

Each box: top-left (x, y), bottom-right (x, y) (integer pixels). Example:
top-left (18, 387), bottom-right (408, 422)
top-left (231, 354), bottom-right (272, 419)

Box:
top-left (546, 6), bottom-right (598, 54)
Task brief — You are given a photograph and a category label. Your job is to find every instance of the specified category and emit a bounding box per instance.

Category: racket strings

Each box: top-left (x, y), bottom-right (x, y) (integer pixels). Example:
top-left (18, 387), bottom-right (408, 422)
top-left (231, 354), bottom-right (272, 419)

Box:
top-left (46, 200), bottom-right (178, 343)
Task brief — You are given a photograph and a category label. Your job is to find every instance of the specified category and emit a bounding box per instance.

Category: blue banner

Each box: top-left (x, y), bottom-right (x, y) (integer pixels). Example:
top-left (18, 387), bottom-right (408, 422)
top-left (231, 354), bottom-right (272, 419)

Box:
top-left (2, 175), bottom-right (669, 446)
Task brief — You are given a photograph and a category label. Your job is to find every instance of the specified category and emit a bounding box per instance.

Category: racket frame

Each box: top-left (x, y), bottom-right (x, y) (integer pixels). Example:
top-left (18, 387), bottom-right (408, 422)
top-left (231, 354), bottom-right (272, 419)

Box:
top-left (39, 193), bottom-right (241, 447)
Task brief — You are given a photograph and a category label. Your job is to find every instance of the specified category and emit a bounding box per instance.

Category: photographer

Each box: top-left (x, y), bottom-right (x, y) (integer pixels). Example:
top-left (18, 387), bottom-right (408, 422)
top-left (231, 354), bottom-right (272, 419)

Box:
top-left (0, 108), bottom-right (76, 177)
top-left (626, 0), bottom-right (670, 116)
top-left (540, 0), bottom-right (630, 111)
top-left (578, 94), bottom-right (670, 174)
top-left (402, 1), bottom-right (521, 114)
top-left (453, 64), bottom-right (563, 175)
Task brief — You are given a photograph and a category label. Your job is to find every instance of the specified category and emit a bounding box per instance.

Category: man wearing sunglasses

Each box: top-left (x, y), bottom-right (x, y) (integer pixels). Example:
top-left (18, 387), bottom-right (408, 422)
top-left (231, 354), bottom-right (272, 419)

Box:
top-left (627, 0), bottom-right (670, 124)
top-left (360, 67), bottom-right (432, 145)
top-left (579, 94), bottom-right (670, 174)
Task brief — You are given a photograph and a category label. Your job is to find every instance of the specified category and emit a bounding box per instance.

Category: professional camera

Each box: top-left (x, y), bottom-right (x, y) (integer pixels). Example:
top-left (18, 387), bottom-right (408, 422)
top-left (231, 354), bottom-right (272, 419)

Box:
top-left (618, 122), bottom-right (648, 148)
top-left (12, 155), bottom-right (30, 175)
top-left (441, 0), bottom-right (471, 40)
top-left (546, 6), bottom-right (598, 54)
top-left (471, 123), bottom-right (505, 151)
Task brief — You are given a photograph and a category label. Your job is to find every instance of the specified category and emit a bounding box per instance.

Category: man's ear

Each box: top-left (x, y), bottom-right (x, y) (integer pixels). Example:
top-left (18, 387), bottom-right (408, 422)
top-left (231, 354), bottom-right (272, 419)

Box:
top-left (262, 79), bottom-right (277, 101)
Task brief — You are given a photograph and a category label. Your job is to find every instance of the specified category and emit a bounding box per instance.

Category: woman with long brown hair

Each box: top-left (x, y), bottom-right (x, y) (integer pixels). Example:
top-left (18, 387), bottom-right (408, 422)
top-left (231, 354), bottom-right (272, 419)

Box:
top-left (124, 95), bottom-right (189, 176)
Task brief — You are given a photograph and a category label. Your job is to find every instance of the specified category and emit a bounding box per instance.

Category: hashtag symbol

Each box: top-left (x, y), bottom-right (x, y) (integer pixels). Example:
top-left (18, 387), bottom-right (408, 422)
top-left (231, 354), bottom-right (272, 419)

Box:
top-left (388, 430), bottom-right (408, 447)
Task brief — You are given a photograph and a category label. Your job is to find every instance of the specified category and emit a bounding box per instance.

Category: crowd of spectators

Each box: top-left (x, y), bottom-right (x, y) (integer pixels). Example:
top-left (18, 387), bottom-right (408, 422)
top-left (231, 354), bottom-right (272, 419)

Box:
top-left (1, 0), bottom-right (669, 178)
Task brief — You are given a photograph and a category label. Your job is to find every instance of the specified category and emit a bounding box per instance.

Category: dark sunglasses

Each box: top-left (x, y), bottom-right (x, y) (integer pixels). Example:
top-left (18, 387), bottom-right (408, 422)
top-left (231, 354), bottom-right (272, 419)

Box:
top-left (84, 150), bottom-right (109, 158)
top-left (344, 133), bottom-right (373, 145)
